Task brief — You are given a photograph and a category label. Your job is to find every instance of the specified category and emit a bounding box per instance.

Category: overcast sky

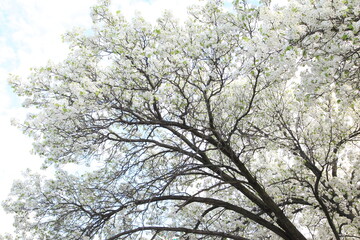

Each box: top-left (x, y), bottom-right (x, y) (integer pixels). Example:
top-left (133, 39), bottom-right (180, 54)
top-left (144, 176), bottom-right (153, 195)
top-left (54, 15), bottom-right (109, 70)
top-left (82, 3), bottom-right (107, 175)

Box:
top-left (0, 0), bottom-right (283, 235)
top-left (0, 0), bottom-right (207, 235)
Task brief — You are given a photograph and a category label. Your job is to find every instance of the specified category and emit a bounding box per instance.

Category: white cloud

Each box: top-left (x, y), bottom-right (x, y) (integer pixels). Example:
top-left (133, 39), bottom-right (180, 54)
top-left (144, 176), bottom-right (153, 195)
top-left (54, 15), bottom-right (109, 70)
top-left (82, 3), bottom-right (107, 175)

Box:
top-left (0, 43), bottom-right (16, 66)
top-left (0, 71), bottom-right (12, 111)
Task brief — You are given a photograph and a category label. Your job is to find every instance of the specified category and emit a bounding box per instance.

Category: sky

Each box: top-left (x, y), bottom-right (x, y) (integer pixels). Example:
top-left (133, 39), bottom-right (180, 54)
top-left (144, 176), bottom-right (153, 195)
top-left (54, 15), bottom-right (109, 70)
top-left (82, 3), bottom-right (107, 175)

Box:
top-left (0, 0), bottom-right (290, 236)
top-left (0, 0), bottom-right (287, 236)
top-left (0, 0), bottom-right (202, 235)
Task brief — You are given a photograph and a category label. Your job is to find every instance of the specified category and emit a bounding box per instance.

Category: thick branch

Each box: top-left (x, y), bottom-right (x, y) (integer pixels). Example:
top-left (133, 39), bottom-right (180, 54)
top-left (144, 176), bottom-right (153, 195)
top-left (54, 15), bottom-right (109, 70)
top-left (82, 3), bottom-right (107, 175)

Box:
top-left (106, 226), bottom-right (251, 240)
top-left (130, 195), bottom-right (289, 239)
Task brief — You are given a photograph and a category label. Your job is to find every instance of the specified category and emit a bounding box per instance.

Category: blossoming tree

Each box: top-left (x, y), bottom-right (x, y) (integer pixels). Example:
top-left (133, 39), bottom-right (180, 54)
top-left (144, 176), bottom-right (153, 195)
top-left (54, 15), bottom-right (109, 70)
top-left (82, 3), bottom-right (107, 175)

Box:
top-left (3, 0), bottom-right (360, 239)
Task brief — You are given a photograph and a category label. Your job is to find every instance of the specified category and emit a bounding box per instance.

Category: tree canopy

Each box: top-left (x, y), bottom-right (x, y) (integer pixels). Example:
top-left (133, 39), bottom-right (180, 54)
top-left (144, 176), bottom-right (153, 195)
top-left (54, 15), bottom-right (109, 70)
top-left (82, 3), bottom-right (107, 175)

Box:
top-left (3, 0), bottom-right (360, 239)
